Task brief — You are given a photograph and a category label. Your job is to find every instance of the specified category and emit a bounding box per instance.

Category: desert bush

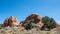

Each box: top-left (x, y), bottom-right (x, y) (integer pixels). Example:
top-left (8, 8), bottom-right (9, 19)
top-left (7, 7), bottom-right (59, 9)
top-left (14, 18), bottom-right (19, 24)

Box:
top-left (42, 16), bottom-right (56, 31)
top-left (24, 19), bottom-right (35, 30)
top-left (0, 24), bottom-right (4, 29)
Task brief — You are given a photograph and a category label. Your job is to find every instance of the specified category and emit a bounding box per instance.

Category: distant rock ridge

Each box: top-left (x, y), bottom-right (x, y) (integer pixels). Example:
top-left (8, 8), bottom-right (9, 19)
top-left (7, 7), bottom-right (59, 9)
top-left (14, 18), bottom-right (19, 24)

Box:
top-left (3, 16), bottom-right (18, 27)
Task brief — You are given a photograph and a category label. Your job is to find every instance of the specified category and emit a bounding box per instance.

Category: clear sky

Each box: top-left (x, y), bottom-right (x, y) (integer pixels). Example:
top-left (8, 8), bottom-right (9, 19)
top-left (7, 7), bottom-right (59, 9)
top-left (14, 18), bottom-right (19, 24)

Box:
top-left (0, 0), bottom-right (60, 24)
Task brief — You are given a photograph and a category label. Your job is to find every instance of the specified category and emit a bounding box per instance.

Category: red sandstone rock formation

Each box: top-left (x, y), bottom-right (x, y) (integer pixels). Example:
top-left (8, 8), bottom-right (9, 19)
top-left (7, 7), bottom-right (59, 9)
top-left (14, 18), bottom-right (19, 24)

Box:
top-left (20, 14), bottom-right (44, 28)
top-left (3, 16), bottom-right (18, 27)
top-left (3, 18), bottom-right (9, 26)
top-left (19, 21), bottom-right (25, 26)
top-left (25, 14), bottom-right (42, 23)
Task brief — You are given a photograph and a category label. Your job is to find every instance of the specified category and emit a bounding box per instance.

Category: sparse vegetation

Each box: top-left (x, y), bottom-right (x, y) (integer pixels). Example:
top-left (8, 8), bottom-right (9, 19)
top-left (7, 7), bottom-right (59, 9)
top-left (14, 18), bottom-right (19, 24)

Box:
top-left (42, 16), bottom-right (56, 31)
top-left (24, 19), bottom-right (35, 30)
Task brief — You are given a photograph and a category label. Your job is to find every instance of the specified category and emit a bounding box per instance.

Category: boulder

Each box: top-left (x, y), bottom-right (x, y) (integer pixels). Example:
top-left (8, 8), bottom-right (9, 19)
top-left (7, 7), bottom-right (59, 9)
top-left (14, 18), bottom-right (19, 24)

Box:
top-left (3, 16), bottom-right (18, 27)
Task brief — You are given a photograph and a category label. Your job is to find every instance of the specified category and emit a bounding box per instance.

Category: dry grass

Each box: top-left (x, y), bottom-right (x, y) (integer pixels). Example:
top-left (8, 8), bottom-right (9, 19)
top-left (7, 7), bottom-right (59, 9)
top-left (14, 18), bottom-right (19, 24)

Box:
top-left (0, 26), bottom-right (60, 34)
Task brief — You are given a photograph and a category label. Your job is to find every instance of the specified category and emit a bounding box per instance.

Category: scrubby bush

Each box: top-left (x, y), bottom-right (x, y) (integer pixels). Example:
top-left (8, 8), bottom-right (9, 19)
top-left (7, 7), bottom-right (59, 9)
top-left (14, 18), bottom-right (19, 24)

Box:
top-left (24, 19), bottom-right (35, 30)
top-left (42, 16), bottom-right (56, 31)
top-left (0, 24), bottom-right (4, 29)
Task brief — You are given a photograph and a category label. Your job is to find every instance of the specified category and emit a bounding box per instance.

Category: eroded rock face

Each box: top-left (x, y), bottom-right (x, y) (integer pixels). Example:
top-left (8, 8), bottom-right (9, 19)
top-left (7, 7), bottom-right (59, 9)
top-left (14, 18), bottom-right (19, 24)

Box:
top-left (3, 16), bottom-right (18, 27)
top-left (20, 21), bottom-right (25, 26)
top-left (20, 14), bottom-right (44, 28)
top-left (25, 14), bottom-right (42, 23)
top-left (3, 18), bottom-right (9, 26)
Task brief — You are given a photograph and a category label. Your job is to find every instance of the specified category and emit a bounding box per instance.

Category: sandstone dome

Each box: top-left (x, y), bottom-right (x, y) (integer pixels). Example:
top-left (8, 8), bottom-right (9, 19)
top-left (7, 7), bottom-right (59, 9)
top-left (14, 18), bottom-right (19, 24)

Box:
top-left (3, 16), bottom-right (18, 27)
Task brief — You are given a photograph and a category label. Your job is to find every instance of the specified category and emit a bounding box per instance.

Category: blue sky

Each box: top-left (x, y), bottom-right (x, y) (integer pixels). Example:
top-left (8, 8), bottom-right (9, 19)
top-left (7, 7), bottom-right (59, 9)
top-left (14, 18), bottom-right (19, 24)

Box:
top-left (0, 0), bottom-right (60, 24)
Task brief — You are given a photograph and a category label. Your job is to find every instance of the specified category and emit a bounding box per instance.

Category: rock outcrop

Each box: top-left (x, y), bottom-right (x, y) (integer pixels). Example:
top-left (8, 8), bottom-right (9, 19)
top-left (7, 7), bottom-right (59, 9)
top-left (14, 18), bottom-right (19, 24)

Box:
top-left (20, 14), bottom-right (44, 28)
top-left (3, 16), bottom-right (18, 27)
top-left (3, 18), bottom-right (9, 26)
top-left (20, 21), bottom-right (25, 26)
top-left (25, 14), bottom-right (42, 23)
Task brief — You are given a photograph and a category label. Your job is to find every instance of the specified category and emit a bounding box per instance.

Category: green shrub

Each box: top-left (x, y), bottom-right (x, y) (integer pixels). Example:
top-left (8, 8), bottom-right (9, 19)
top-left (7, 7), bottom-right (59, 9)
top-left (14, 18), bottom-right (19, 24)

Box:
top-left (0, 24), bottom-right (4, 29)
top-left (42, 16), bottom-right (56, 31)
top-left (24, 19), bottom-right (35, 30)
